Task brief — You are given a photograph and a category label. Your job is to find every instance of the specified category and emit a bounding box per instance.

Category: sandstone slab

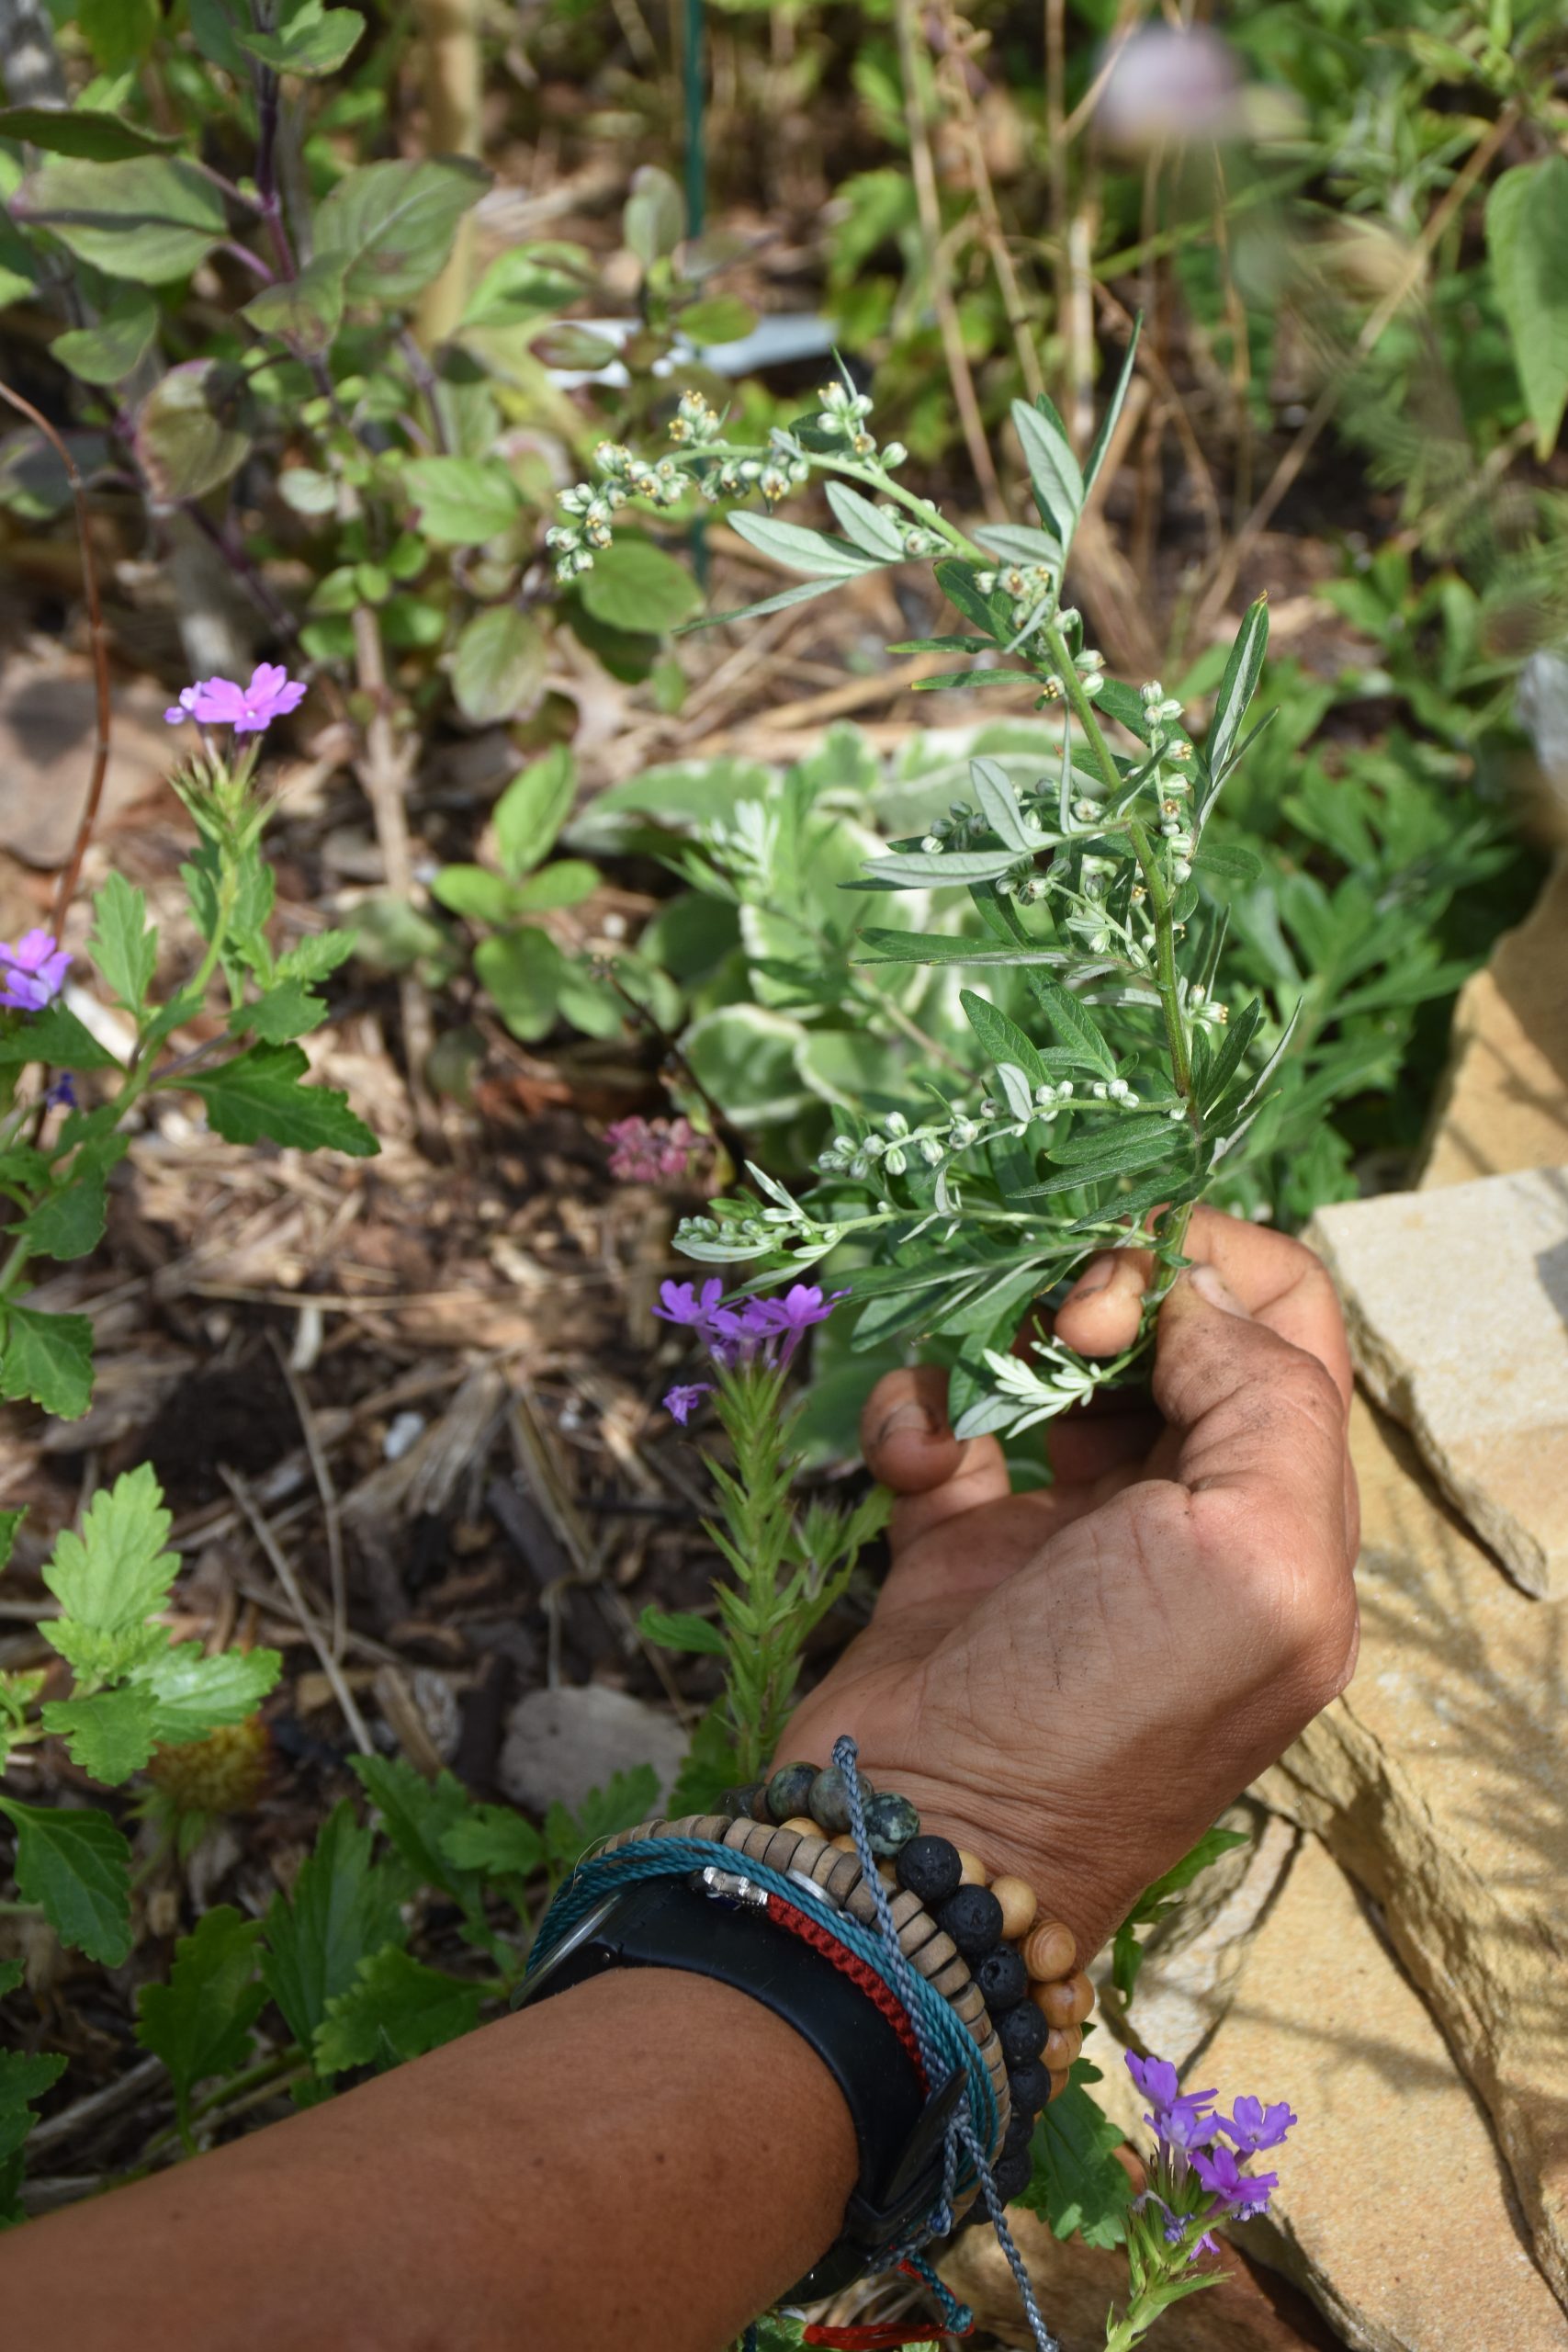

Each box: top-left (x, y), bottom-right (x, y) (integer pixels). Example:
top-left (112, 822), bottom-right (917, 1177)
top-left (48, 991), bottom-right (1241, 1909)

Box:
top-left (498, 1682), bottom-right (688, 1815)
top-left (1307, 1168), bottom-right (1568, 1596)
top-left (1203, 1835), bottom-right (1567, 2352)
top-left (1419, 854), bottom-right (1568, 1189)
top-left (940, 2191), bottom-right (1344, 2352)
top-left (1257, 1398), bottom-right (1568, 2308)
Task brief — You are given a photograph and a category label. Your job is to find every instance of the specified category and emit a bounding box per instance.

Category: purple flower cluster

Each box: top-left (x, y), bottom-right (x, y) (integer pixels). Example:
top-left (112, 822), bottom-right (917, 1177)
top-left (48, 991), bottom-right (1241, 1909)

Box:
top-left (655, 1277), bottom-right (849, 1374)
top-left (164, 663), bottom-right (307, 735)
top-left (662, 1382), bottom-right (715, 1427)
top-left (605, 1114), bottom-right (701, 1184)
top-left (1126, 2052), bottom-right (1295, 2250)
top-left (0, 929), bottom-right (69, 1013)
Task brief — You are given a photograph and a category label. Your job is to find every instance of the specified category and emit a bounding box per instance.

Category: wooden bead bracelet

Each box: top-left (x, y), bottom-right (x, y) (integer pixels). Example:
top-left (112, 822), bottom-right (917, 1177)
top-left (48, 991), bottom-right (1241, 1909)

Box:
top-left (605, 1757), bottom-right (1097, 2211)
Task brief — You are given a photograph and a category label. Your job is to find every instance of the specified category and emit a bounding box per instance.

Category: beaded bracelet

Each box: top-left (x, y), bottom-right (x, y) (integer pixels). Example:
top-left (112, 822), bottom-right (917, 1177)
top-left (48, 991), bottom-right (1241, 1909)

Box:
top-left (604, 1758), bottom-right (1095, 2213)
top-left (550, 1735), bottom-right (1060, 2352)
top-left (718, 1758), bottom-right (1096, 2204)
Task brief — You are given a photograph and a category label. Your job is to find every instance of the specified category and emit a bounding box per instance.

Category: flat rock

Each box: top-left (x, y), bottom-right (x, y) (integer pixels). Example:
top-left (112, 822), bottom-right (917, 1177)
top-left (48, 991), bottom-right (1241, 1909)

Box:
top-left (1306, 1170), bottom-right (1568, 1596)
top-left (1258, 1399), bottom-right (1568, 2308)
top-left (1419, 855), bottom-right (1568, 1189)
top-left (1205, 1836), bottom-right (1567, 2352)
top-left (498, 1683), bottom-right (688, 1815)
top-left (940, 2193), bottom-right (1345, 2351)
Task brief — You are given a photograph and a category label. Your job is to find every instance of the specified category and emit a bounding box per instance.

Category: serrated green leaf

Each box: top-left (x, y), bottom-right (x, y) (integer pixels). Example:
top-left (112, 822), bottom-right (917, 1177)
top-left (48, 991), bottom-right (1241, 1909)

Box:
top-left (0, 1303), bottom-right (95, 1419)
top-left (315, 156), bottom-right (491, 306)
top-left (16, 155), bottom-right (227, 284)
top-left (0, 1797), bottom-right (132, 1963)
top-left (314, 1946), bottom-right (481, 2076)
top-left (451, 605), bottom-right (546, 724)
top-left (43, 1463), bottom-right (175, 1644)
top-left (1011, 393), bottom-right (1084, 543)
top-left (87, 871), bottom-right (157, 1012)
top-left (0, 2045), bottom-right (66, 2168)
top-left (260, 1802), bottom-right (408, 2053)
top-left (580, 536), bottom-right (703, 633)
top-left (135, 1643), bottom-right (282, 1746)
top-left (51, 288), bottom-right (159, 386)
top-left (438, 1806), bottom-right (545, 1880)
top-left (350, 1756), bottom-right (488, 1917)
top-left (40, 1687), bottom-right (159, 1783)
top-left (273, 931), bottom-right (356, 986)
top-left (184, 1043), bottom-right (378, 1158)
top-left (1020, 2059), bottom-right (1132, 2248)
top-left (14, 1170), bottom-right (107, 1262)
top-left (137, 1905), bottom-right (266, 2139)
top-left (1486, 156), bottom-right (1568, 461)
top-left (237, 980), bottom-right (329, 1045)
top-left (0, 1001), bottom-right (118, 1074)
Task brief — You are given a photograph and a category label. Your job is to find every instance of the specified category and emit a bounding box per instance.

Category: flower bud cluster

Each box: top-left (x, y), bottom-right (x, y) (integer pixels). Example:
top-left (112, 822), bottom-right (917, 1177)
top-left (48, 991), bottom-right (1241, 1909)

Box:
top-left (1138, 679), bottom-right (1200, 877)
top-left (664, 388), bottom-right (726, 449)
top-left (547, 439), bottom-right (689, 578)
top-left (811, 379), bottom-right (879, 460)
top-left (814, 1068), bottom-right (1145, 1192)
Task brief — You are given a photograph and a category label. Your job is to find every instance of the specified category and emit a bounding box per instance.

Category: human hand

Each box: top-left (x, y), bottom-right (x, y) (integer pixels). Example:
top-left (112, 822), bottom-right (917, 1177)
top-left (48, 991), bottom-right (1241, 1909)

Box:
top-left (784, 1206), bottom-right (1359, 1957)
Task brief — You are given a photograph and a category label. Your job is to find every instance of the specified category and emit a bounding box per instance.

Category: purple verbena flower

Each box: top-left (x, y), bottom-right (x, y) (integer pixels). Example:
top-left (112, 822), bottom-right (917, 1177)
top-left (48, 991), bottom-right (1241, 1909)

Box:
top-left (0, 929), bottom-right (70, 1012)
top-left (45, 1071), bottom-right (76, 1110)
top-left (1125, 2052), bottom-right (1219, 2153)
top-left (1190, 2142), bottom-right (1278, 2222)
top-left (605, 1114), bottom-right (701, 1185)
top-left (747, 1283), bottom-right (852, 1360)
top-left (1221, 2096), bottom-right (1296, 2155)
top-left (654, 1277), bottom-right (726, 1331)
top-left (663, 1383), bottom-right (714, 1427)
top-left (164, 662), bottom-right (307, 735)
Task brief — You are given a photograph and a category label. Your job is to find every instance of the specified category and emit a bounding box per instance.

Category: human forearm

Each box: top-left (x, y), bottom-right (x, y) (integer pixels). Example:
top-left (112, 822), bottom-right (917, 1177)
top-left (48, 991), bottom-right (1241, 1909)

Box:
top-left (8, 1971), bottom-right (857, 2352)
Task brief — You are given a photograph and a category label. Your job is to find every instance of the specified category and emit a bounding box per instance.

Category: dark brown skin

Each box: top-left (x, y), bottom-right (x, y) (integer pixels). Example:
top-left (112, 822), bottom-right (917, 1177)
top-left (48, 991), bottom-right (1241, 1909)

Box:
top-left (3, 1208), bottom-right (1358, 2352)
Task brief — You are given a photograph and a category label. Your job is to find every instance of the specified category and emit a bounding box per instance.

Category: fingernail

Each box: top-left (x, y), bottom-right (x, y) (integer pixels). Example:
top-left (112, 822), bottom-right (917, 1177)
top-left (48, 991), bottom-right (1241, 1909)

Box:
top-left (876, 1399), bottom-right (937, 1444)
top-left (1190, 1262), bottom-right (1251, 1318)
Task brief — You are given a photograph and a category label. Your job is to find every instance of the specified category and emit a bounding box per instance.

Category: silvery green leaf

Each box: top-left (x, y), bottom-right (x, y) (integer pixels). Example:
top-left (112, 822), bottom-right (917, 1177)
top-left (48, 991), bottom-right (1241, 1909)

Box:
top-left (969, 758), bottom-right (1038, 853)
top-left (997, 1063), bottom-right (1036, 1121)
top-left (682, 577), bottom-right (847, 631)
top-left (1083, 315), bottom-right (1142, 492)
top-left (727, 512), bottom-right (882, 579)
top-left (953, 1391), bottom-right (1029, 1441)
top-left (1201, 596), bottom-right (1269, 808)
top-left (863, 848), bottom-right (1023, 886)
top-left (744, 1160), bottom-right (801, 1214)
top-left (972, 522), bottom-right (1063, 566)
top-left (1010, 396), bottom-right (1084, 544)
top-left (825, 483), bottom-right (907, 561)
top-left (676, 1232), bottom-right (777, 1262)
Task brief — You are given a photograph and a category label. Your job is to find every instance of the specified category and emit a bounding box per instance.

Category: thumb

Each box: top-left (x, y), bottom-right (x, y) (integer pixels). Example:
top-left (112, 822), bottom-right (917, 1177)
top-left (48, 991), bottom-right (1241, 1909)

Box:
top-left (861, 1366), bottom-right (1010, 1544)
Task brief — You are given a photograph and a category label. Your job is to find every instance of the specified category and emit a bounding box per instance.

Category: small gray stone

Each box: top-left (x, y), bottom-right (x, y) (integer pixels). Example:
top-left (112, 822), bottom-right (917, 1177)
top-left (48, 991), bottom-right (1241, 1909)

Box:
top-left (498, 1685), bottom-right (688, 1816)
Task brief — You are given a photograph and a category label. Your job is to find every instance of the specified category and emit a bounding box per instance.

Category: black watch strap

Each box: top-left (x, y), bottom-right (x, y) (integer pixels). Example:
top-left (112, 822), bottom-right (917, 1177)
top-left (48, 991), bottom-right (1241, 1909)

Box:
top-left (513, 1870), bottom-right (963, 2299)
